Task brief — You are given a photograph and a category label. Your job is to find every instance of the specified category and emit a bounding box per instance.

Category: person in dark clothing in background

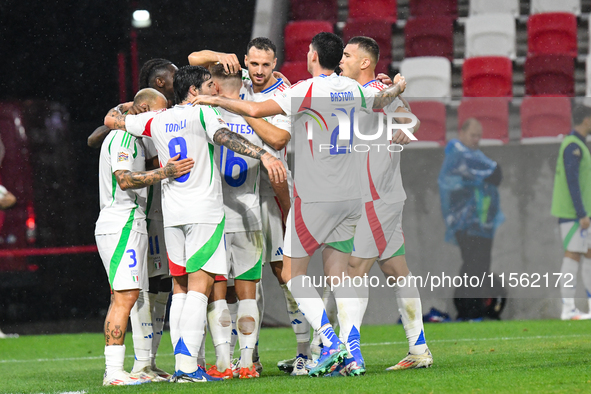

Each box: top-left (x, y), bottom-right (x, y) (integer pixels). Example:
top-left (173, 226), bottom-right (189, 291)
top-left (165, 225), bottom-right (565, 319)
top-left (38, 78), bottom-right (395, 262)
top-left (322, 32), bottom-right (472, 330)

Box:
top-left (438, 118), bottom-right (505, 321)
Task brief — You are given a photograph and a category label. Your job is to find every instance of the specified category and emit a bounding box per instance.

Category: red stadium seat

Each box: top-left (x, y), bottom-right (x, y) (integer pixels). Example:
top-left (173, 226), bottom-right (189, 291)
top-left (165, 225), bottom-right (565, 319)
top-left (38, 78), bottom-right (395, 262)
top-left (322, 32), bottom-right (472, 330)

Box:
top-left (524, 54), bottom-right (574, 96)
top-left (409, 0), bottom-right (457, 17)
top-left (348, 0), bottom-right (397, 23)
top-left (527, 12), bottom-right (577, 57)
top-left (376, 58), bottom-right (391, 76)
top-left (457, 98), bottom-right (509, 144)
top-left (284, 21), bottom-right (334, 62)
top-left (279, 61), bottom-right (310, 84)
top-left (290, 0), bottom-right (338, 22)
top-left (520, 96), bottom-right (572, 143)
top-left (404, 16), bottom-right (454, 61)
top-left (462, 56), bottom-right (513, 97)
top-left (342, 19), bottom-right (394, 61)
top-left (405, 101), bottom-right (447, 147)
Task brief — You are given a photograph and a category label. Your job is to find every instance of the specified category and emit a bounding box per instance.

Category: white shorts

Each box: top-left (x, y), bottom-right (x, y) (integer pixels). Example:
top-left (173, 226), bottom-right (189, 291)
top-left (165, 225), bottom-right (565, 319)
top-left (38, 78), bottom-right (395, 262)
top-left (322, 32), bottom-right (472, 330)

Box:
top-left (147, 219), bottom-right (169, 278)
top-left (164, 220), bottom-right (227, 277)
top-left (284, 197), bottom-right (362, 258)
top-left (560, 221), bottom-right (591, 253)
top-left (96, 228), bottom-right (148, 292)
top-left (352, 200), bottom-right (405, 260)
top-left (225, 231), bottom-right (263, 281)
top-left (260, 194), bottom-right (285, 264)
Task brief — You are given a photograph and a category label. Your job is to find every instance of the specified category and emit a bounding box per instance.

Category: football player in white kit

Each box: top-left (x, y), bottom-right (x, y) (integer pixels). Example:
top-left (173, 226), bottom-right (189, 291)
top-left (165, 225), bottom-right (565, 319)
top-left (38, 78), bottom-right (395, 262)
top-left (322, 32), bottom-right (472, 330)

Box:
top-left (96, 88), bottom-right (194, 386)
top-left (191, 32), bottom-right (406, 377)
top-left (89, 59), bottom-right (179, 381)
top-left (205, 64), bottom-right (265, 379)
top-left (189, 38), bottom-right (308, 376)
top-left (339, 36), bottom-right (432, 373)
top-left (104, 65), bottom-right (286, 383)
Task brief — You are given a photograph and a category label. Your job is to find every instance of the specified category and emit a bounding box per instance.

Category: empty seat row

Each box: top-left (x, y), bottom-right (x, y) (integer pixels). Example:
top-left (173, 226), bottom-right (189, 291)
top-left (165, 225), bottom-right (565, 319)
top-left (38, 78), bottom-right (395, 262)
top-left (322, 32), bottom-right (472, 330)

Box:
top-left (407, 97), bottom-right (573, 148)
top-left (289, 0), bottom-right (582, 22)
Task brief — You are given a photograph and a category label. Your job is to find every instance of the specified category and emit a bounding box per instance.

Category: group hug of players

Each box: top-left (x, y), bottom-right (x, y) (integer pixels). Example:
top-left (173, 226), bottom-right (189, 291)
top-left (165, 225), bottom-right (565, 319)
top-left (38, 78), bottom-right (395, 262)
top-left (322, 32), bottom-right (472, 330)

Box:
top-left (93, 31), bottom-right (432, 385)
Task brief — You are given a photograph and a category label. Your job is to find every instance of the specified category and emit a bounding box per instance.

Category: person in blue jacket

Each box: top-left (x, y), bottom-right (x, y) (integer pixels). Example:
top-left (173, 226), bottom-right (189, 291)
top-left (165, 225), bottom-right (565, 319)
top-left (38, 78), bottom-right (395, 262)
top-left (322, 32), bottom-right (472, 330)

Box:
top-left (438, 118), bottom-right (504, 320)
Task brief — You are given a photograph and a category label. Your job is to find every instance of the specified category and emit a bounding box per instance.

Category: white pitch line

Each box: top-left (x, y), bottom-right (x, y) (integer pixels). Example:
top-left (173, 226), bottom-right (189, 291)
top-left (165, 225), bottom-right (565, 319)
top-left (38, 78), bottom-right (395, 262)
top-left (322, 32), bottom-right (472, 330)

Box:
top-left (1, 333), bottom-right (588, 364)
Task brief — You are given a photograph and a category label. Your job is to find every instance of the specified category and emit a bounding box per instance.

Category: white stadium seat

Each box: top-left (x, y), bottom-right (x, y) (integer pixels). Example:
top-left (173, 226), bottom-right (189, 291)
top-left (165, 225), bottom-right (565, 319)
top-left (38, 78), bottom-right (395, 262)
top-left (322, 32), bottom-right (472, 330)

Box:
top-left (469, 0), bottom-right (520, 18)
top-left (399, 56), bottom-right (451, 100)
top-left (530, 0), bottom-right (580, 15)
top-left (585, 54), bottom-right (591, 97)
top-left (465, 13), bottom-right (516, 59)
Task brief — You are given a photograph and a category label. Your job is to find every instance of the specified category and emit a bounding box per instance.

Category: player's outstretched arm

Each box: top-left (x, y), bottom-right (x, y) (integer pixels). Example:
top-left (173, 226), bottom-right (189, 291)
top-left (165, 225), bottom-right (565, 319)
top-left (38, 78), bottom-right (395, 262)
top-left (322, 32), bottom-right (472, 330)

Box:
top-left (213, 128), bottom-right (286, 183)
top-left (391, 107), bottom-right (421, 145)
top-left (188, 50), bottom-right (241, 74)
top-left (114, 154), bottom-right (194, 190)
top-left (88, 125), bottom-right (111, 148)
top-left (192, 96), bottom-right (284, 118)
top-left (373, 74), bottom-right (406, 110)
top-left (244, 116), bottom-right (291, 150)
top-left (104, 103), bottom-right (150, 131)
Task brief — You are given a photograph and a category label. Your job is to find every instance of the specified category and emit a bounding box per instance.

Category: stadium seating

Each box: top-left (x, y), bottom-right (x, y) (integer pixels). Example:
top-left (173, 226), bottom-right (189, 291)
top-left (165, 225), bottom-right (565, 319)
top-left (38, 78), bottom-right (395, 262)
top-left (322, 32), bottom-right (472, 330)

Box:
top-left (586, 54), bottom-right (591, 97)
top-left (404, 101), bottom-right (447, 148)
top-left (469, 0), bottom-right (520, 17)
top-left (347, 0), bottom-right (397, 23)
top-left (290, 0), bottom-right (338, 22)
top-left (376, 58), bottom-right (391, 75)
top-left (520, 96), bottom-right (572, 143)
top-left (279, 61), bottom-right (310, 84)
top-left (399, 56), bottom-right (451, 99)
top-left (530, 0), bottom-right (581, 16)
top-left (409, 0), bottom-right (457, 18)
top-left (457, 98), bottom-right (509, 145)
top-left (527, 12), bottom-right (577, 57)
top-left (524, 54), bottom-right (574, 96)
top-left (342, 19), bottom-right (394, 61)
top-left (404, 16), bottom-right (454, 61)
top-left (284, 21), bottom-right (334, 62)
top-left (465, 13), bottom-right (516, 59)
top-left (462, 56), bottom-right (513, 97)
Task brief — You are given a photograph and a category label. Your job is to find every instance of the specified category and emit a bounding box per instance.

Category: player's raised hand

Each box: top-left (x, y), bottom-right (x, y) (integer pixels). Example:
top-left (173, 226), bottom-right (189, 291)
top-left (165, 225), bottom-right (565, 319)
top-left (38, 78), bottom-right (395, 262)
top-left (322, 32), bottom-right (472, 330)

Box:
top-left (273, 71), bottom-right (291, 86)
top-left (261, 153), bottom-right (286, 184)
top-left (393, 74), bottom-right (406, 93)
top-left (191, 95), bottom-right (217, 106)
top-left (217, 53), bottom-right (241, 74)
top-left (164, 154), bottom-right (195, 178)
top-left (376, 73), bottom-right (392, 86)
top-left (392, 129), bottom-right (412, 145)
top-left (127, 103), bottom-right (149, 115)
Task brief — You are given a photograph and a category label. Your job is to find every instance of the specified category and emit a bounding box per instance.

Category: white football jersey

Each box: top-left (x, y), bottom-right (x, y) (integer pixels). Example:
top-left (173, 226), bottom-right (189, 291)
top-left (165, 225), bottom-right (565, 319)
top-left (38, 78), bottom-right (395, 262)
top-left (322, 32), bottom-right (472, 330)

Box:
top-left (217, 109), bottom-right (263, 232)
top-left (143, 139), bottom-right (163, 221)
top-left (125, 104), bottom-right (228, 227)
top-left (241, 69), bottom-right (293, 197)
top-left (95, 129), bottom-right (148, 235)
top-left (271, 73), bottom-right (375, 203)
top-left (357, 80), bottom-right (407, 204)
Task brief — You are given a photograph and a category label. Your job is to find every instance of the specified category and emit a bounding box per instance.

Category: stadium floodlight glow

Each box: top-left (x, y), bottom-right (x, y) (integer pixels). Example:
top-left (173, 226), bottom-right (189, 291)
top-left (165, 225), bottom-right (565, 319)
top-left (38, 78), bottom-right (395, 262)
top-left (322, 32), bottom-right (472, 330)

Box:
top-left (132, 10), bottom-right (151, 28)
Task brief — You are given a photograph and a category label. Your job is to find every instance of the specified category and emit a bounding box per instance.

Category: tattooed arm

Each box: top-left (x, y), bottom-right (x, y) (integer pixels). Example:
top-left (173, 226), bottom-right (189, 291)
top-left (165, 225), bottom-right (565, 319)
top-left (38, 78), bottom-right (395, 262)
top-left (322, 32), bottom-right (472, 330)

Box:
top-left (213, 128), bottom-right (287, 183)
top-left (114, 154), bottom-right (194, 190)
top-left (372, 74), bottom-right (407, 110)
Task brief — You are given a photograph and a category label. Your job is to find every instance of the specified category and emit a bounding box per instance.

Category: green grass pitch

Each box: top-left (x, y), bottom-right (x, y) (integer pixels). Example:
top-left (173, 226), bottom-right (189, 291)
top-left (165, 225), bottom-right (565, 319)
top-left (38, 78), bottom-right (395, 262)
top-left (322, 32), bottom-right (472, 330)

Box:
top-left (1, 319), bottom-right (590, 393)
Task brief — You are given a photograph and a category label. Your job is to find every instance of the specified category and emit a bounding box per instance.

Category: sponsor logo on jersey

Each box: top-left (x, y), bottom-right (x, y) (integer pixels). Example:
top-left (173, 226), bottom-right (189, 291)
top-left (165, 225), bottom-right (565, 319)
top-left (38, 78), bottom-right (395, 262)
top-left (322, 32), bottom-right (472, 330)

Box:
top-left (275, 247), bottom-right (283, 257)
top-left (117, 152), bottom-right (129, 162)
top-left (218, 118), bottom-right (226, 125)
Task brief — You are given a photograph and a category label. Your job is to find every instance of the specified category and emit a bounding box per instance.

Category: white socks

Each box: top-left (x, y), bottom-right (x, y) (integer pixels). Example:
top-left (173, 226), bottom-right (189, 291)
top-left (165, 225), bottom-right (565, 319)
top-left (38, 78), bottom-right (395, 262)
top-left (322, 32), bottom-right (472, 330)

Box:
top-left (169, 292), bottom-right (186, 358)
top-left (237, 299), bottom-right (260, 369)
top-left (228, 301), bottom-right (239, 359)
top-left (280, 283), bottom-right (311, 357)
top-left (150, 291), bottom-right (169, 368)
top-left (560, 257), bottom-right (579, 311)
top-left (130, 291), bottom-right (152, 372)
top-left (394, 273), bottom-right (427, 355)
top-left (104, 344), bottom-right (126, 378)
top-left (333, 282), bottom-right (360, 344)
top-left (287, 276), bottom-right (326, 331)
top-left (175, 291), bottom-right (208, 374)
top-left (582, 257), bottom-right (591, 311)
top-left (253, 281), bottom-right (265, 362)
top-left (207, 299), bottom-right (232, 371)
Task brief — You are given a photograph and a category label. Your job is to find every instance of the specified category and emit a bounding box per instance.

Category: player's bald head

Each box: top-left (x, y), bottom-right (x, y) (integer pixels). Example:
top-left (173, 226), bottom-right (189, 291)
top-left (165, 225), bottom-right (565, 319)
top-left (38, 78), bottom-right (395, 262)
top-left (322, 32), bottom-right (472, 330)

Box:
top-left (133, 88), bottom-right (168, 110)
